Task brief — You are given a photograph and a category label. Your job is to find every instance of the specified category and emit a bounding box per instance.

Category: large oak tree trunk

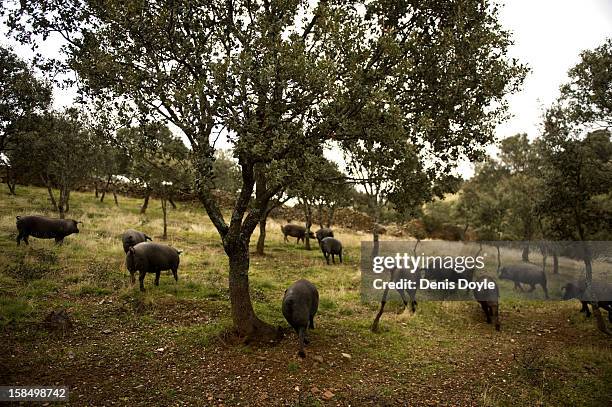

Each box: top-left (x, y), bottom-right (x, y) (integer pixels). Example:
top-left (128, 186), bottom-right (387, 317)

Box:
top-left (226, 236), bottom-right (279, 341)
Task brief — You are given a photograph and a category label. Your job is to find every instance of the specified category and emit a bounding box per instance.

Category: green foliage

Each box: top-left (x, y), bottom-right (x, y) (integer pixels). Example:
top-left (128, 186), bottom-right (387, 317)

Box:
top-left (0, 45), bottom-right (52, 153)
top-left (117, 123), bottom-right (192, 196)
top-left (7, 109), bottom-right (97, 215)
top-left (212, 150), bottom-right (241, 196)
top-left (559, 38), bottom-right (612, 130)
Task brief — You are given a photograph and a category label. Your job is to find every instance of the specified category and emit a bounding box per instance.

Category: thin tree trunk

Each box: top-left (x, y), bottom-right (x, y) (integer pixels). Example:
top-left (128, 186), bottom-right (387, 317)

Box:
top-left (41, 174), bottom-right (58, 211)
top-left (326, 205), bottom-right (335, 228)
top-left (521, 244), bottom-right (530, 262)
top-left (161, 197), bottom-right (168, 239)
top-left (303, 198), bottom-right (313, 250)
top-left (496, 244), bottom-right (501, 273)
top-left (552, 252), bottom-right (559, 274)
top-left (100, 175), bottom-right (112, 202)
top-left (65, 189), bottom-right (70, 213)
top-left (256, 215), bottom-right (267, 255)
top-left (58, 186), bottom-right (67, 219)
top-left (6, 166), bottom-right (16, 195)
top-left (317, 204), bottom-right (324, 229)
top-left (141, 189), bottom-right (151, 214)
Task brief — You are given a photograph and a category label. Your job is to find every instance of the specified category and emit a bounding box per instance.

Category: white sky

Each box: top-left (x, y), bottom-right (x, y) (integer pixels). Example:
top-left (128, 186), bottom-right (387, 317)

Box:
top-left (2, 1), bottom-right (612, 178)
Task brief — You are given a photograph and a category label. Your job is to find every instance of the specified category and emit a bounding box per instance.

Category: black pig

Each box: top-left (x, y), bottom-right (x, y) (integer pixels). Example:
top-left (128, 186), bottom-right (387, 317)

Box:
top-left (319, 237), bottom-right (343, 264)
top-left (473, 277), bottom-right (500, 331)
top-left (499, 263), bottom-right (548, 299)
top-left (315, 228), bottom-right (334, 243)
top-left (282, 279), bottom-right (319, 358)
top-left (126, 242), bottom-right (181, 291)
top-left (16, 215), bottom-right (81, 245)
top-left (121, 229), bottom-right (152, 253)
top-left (280, 224), bottom-right (315, 244)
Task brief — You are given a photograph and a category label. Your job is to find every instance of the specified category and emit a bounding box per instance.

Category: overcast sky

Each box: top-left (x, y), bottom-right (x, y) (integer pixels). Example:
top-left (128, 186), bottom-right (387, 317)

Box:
top-left (3, 1), bottom-right (612, 178)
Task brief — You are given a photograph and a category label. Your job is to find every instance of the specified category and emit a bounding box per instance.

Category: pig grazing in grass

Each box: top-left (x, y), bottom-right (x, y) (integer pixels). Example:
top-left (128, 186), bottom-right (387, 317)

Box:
top-left (280, 224), bottom-right (315, 244)
top-left (315, 228), bottom-right (334, 243)
top-left (499, 263), bottom-right (548, 299)
top-left (562, 279), bottom-right (612, 322)
top-left (126, 242), bottom-right (182, 291)
top-left (282, 279), bottom-right (319, 358)
top-left (121, 229), bottom-right (152, 253)
top-left (473, 277), bottom-right (500, 331)
top-left (16, 215), bottom-right (81, 245)
top-left (319, 237), bottom-right (343, 264)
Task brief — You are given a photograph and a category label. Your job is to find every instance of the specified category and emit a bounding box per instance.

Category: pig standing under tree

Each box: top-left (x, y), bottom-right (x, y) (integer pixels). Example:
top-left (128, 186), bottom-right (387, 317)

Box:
top-left (280, 224), bottom-right (315, 244)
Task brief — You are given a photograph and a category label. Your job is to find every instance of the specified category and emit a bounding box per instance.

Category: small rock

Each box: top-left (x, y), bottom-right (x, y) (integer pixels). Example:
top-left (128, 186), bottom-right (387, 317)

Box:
top-left (311, 387), bottom-right (320, 394)
top-left (294, 386), bottom-right (300, 392)
top-left (510, 338), bottom-right (515, 343)
top-left (313, 355), bottom-right (324, 363)
top-left (102, 329), bottom-right (112, 334)
top-left (156, 347), bottom-right (165, 352)
top-left (322, 390), bottom-right (334, 400)
top-left (341, 353), bottom-right (352, 359)
top-left (134, 385), bottom-right (144, 390)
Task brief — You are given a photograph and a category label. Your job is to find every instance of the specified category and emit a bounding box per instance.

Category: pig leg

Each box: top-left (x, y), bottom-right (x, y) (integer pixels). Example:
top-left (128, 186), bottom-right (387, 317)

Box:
top-left (514, 281), bottom-right (524, 291)
top-left (490, 303), bottom-right (500, 331)
top-left (55, 237), bottom-right (64, 245)
top-left (16, 232), bottom-right (23, 246)
top-left (339, 251), bottom-right (343, 263)
top-left (309, 315), bottom-right (315, 329)
top-left (580, 301), bottom-right (590, 315)
top-left (139, 270), bottom-right (146, 292)
top-left (154, 271), bottom-right (161, 286)
top-left (298, 327), bottom-right (306, 358)
top-left (541, 282), bottom-right (549, 299)
top-left (480, 302), bottom-right (491, 323)
top-left (331, 254), bottom-right (336, 264)
top-left (23, 235), bottom-right (29, 245)
top-left (283, 234), bottom-right (288, 243)
top-left (581, 301), bottom-right (592, 317)
top-left (325, 252), bottom-right (330, 265)
top-left (409, 291), bottom-right (417, 313)
top-left (371, 285), bottom-right (391, 332)
top-left (172, 268), bottom-right (178, 282)
top-left (396, 289), bottom-right (409, 313)
top-left (130, 272), bottom-right (135, 285)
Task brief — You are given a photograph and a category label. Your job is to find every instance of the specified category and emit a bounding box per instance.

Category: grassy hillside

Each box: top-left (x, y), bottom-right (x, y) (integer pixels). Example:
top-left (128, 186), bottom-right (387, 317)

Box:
top-left (1, 185), bottom-right (611, 406)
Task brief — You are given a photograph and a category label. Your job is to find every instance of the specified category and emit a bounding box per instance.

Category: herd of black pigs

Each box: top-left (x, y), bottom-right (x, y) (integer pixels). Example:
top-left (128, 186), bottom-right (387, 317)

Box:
top-left (14, 214), bottom-right (612, 357)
